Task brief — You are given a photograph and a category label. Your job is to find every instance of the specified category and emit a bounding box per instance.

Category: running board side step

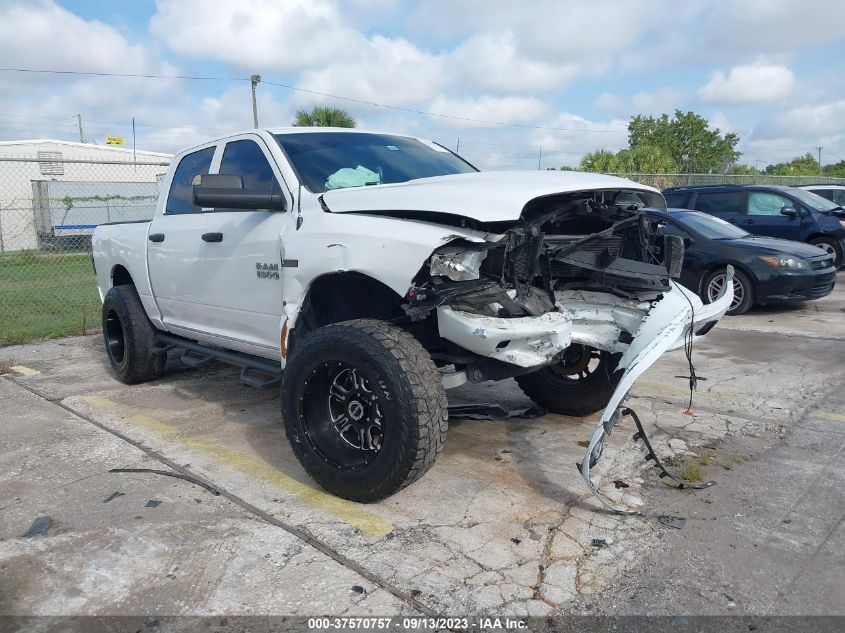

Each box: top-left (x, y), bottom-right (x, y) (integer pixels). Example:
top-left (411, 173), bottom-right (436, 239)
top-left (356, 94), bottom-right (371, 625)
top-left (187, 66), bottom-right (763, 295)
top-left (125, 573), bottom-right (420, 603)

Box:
top-left (154, 333), bottom-right (283, 390)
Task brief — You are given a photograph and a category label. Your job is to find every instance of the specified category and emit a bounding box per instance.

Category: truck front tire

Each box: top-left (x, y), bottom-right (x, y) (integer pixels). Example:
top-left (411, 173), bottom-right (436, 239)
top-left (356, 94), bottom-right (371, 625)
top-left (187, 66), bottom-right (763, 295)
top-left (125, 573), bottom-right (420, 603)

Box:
top-left (101, 285), bottom-right (165, 384)
top-left (515, 345), bottom-right (621, 417)
top-left (282, 319), bottom-right (448, 502)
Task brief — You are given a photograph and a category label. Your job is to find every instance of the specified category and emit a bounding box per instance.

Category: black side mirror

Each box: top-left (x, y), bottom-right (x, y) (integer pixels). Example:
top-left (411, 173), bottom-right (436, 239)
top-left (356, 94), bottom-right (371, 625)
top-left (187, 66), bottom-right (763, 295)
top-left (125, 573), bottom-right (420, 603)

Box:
top-left (780, 206), bottom-right (797, 218)
top-left (664, 235), bottom-right (685, 278)
top-left (193, 174), bottom-right (286, 211)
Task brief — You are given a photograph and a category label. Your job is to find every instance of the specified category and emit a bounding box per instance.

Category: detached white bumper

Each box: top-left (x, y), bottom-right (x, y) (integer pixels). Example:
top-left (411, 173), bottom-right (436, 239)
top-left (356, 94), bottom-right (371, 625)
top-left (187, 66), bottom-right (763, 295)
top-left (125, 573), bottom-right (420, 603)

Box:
top-left (580, 267), bottom-right (735, 512)
top-left (436, 306), bottom-right (572, 367)
top-left (437, 274), bottom-right (732, 370)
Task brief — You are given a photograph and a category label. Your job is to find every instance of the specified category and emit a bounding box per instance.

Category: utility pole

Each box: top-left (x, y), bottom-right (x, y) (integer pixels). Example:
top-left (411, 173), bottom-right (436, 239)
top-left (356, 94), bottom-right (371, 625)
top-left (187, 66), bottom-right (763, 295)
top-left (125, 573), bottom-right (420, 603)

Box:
top-left (132, 117), bottom-right (137, 166)
top-left (250, 74), bottom-right (261, 128)
top-left (456, 137), bottom-right (460, 154)
top-left (537, 145), bottom-right (542, 170)
top-left (816, 146), bottom-right (823, 166)
top-left (77, 113), bottom-right (85, 143)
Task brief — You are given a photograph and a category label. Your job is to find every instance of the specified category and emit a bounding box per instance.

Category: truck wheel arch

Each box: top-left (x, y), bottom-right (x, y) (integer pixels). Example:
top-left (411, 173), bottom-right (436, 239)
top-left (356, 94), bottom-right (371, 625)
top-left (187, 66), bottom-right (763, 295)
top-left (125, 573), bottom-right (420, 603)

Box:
top-left (289, 272), bottom-right (405, 355)
top-left (111, 264), bottom-right (134, 287)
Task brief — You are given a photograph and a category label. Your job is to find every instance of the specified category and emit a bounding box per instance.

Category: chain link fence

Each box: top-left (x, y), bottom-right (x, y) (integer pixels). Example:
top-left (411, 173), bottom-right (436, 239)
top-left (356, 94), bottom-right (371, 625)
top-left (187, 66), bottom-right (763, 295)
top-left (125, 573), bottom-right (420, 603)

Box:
top-left (0, 156), bottom-right (169, 344)
top-left (610, 173), bottom-right (845, 190)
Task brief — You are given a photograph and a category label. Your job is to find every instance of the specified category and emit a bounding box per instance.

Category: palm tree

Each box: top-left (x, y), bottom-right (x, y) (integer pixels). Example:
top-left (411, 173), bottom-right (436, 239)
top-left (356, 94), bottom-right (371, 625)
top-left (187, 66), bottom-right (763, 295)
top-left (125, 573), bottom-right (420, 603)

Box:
top-left (292, 106), bottom-right (356, 128)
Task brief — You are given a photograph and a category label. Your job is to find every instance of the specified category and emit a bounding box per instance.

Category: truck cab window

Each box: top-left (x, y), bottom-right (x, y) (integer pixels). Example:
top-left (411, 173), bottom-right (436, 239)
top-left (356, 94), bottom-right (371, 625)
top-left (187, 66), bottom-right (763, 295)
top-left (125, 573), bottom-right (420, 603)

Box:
top-left (166, 147), bottom-right (215, 214)
top-left (219, 140), bottom-right (280, 195)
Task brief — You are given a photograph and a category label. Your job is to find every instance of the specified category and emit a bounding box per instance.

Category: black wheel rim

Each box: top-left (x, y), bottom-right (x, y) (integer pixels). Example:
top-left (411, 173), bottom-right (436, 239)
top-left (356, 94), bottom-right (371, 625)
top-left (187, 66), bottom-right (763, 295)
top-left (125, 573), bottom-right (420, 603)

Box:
top-left (549, 344), bottom-right (602, 382)
top-left (300, 360), bottom-right (384, 470)
top-left (104, 308), bottom-right (126, 365)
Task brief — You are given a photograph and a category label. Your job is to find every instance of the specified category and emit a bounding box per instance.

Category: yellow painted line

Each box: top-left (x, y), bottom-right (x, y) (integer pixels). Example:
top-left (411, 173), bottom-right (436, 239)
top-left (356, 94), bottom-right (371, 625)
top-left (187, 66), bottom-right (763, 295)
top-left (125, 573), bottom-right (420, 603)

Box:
top-left (81, 393), bottom-right (393, 536)
top-left (82, 394), bottom-right (119, 409)
top-left (11, 365), bottom-right (40, 377)
top-left (127, 413), bottom-right (177, 435)
top-left (182, 437), bottom-right (393, 537)
top-left (812, 410), bottom-right (845, 423)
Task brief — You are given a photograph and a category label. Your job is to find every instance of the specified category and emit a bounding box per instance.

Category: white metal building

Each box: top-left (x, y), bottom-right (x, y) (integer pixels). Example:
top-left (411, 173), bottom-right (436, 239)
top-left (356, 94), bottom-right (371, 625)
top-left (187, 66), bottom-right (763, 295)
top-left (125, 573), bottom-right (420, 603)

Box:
top-left (0, 140), bottom-right (172, 252)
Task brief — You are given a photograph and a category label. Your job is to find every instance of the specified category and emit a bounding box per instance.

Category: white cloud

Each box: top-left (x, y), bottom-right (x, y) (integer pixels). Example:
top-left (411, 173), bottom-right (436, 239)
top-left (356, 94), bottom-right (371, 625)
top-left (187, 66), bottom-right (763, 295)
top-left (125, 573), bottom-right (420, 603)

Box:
top-left (699, 0), bottom-right (845, 57)
top-left (448, 32), bottom-right (578, 93)
top-left (527, 112), bottom-right (629, 168)
top-left (755, 99), bottom-right (845, 139)
top-left (0, 0), bottom-right (159, 73)
top-left (427, 96), bottom-right (551, 129)
top-left (150, 0), bottom-right (360, 70)
top-left (595, 88), bottom-right (685, 115)
top-left (295, 36), bottom-right (445, 106)
top-left (698, 63), bottom-right (795, 103)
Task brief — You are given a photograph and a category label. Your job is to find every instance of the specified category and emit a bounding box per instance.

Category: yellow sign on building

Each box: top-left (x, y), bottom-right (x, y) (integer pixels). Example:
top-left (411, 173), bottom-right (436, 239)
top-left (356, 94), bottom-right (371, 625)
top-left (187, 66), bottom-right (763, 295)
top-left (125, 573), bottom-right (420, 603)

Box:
top-left (106, 135), bottom-right (125, 145)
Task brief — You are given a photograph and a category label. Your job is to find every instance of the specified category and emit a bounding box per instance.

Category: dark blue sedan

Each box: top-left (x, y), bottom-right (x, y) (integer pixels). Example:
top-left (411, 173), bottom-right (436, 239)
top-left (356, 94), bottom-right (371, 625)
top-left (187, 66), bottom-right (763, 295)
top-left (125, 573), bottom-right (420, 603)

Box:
top-left (647, 209), bottom-right (837, 315)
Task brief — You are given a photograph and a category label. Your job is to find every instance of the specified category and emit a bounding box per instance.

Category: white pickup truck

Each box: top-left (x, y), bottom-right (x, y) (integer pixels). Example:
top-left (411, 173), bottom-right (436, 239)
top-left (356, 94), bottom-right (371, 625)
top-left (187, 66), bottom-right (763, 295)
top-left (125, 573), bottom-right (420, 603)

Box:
top-left (92, 127), bottom-right (733, 503)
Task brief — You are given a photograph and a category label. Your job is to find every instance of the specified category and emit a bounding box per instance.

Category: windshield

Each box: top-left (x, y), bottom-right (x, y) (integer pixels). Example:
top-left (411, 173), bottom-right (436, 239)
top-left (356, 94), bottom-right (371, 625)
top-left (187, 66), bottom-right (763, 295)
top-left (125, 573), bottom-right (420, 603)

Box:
top-left (671, 211), bottom-right (750, 239)
top-left (274, 132), bottom-right (477, 193)
top-left (788, 188), bottom-right (841, 212)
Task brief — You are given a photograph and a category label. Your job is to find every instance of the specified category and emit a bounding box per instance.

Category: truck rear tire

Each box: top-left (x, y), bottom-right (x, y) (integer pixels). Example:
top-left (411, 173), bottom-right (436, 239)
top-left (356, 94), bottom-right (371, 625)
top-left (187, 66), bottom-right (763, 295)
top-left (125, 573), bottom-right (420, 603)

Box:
top-left (101, 285), bottom-right (165, 384)
top-left (515, 345), bottom-right (621, 417)
top-left (282, 319), bottom-right (448, 502)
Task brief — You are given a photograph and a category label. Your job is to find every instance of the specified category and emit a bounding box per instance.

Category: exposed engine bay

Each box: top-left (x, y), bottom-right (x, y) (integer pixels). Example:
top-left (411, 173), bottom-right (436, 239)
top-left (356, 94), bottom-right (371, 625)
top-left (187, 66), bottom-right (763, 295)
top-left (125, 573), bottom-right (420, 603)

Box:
top-left (402, 188), bottom-right (690, 370)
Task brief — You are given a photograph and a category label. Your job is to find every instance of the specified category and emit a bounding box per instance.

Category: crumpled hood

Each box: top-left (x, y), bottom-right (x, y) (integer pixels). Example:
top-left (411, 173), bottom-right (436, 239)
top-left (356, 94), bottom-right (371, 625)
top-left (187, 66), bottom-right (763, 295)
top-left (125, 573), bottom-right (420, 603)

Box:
top-left (320, 170), bottom-right (664, 223)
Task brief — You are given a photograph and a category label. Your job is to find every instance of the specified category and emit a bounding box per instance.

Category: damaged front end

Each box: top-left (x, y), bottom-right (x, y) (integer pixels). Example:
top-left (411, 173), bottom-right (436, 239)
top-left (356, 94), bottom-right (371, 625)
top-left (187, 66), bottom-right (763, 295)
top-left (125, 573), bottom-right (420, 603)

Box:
top-left (402, 187), bottom-right (734, 510)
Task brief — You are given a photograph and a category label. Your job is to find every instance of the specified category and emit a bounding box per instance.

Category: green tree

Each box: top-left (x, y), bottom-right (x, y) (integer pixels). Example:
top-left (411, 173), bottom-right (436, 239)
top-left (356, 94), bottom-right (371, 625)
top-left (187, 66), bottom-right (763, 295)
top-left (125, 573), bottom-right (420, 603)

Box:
top-left (618, 143), bottom-right (679, 173)
top-left (579, 149), bottom-right (622, 173)
top-left (726, 164), bottom-right (760, 175)
top-left (627, 110), bottom-right (740, 172)
top-left (822, 160), bottom-right (845, 177)
top-left (764, 153), bottom-right (821, 176)
top-left (292, 106), bottom-right (356, 128)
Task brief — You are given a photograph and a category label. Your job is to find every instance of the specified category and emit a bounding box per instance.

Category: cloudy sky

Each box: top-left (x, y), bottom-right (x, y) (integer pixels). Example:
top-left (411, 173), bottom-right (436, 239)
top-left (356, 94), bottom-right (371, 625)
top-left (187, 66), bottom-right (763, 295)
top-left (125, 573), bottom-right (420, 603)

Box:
top-left (1, 0), bottom-right (844, 169)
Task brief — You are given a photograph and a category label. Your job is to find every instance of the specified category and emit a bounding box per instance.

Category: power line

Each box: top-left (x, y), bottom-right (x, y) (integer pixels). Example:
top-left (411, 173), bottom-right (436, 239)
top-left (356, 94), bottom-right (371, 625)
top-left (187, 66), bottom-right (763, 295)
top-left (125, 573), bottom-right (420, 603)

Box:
top-left (0, 67), bottom-right (247, 82)
top-left (0, 67), bottom-right (626, 135)
top-left (261, 79), bottom-right (624, 134)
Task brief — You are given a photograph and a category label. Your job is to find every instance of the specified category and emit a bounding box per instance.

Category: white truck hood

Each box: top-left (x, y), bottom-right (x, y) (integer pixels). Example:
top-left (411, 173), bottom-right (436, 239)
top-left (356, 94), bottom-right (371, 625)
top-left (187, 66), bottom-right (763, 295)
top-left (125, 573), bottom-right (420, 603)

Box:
top-left (320, 170), bottom-right (663, 223)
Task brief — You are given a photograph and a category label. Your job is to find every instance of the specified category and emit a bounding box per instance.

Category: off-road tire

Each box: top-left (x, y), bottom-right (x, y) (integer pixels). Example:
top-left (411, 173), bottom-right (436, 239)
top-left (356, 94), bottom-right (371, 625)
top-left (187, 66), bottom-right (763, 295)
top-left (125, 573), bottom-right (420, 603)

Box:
top-left (281, 319), bottom-right (448, 502)
top-left (101, 285), bottom-right (165, 384)
top-left (515, 348), bottom-right (621, 417)
top-left (809, 236), bottom-right (843, 268)
top-left (702, 267), bottom-right (754, 316)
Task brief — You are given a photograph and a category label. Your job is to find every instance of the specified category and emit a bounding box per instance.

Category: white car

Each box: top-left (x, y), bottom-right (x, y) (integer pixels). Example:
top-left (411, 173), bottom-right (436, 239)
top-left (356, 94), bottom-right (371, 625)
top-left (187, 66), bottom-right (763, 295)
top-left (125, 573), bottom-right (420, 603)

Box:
top-left (799, 184), bottom-right (845, 207)
top-left (92, 128), bottom-right (733, 502)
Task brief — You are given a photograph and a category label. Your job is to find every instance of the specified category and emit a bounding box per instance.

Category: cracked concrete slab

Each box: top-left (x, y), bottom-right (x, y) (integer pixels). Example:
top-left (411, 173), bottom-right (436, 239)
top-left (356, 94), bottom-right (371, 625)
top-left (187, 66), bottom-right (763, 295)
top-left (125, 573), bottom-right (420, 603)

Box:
top-left (0, 379), bottom-right (410, 616)
top-left (1, 274), bottom-right (843, 616)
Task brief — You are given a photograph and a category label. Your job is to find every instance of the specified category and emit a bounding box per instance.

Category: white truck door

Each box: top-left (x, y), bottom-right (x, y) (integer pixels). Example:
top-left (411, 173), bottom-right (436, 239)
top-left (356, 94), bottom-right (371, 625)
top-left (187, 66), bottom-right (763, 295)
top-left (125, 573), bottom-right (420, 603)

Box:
top-left (147, 145), bottom-right (216, 336)
top-left (193, 137), bottom-right (291, 359)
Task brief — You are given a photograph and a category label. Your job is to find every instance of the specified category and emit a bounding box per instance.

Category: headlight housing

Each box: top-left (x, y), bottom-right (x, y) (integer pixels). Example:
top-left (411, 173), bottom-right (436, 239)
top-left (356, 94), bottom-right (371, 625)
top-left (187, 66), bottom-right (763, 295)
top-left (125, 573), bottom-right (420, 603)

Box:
top-left (760, 255), bottom-right (809, 270)
top-left (430, 248), bottom-right (487, 281)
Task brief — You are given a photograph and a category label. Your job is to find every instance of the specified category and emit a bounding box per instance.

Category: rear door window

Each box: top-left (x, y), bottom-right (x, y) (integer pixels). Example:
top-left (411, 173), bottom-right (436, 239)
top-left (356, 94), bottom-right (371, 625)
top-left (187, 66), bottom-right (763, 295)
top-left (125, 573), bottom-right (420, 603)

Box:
top-left (694, 191), bottom-right (745, 215)
top-left (166, 147), bottom-right (215, 214)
